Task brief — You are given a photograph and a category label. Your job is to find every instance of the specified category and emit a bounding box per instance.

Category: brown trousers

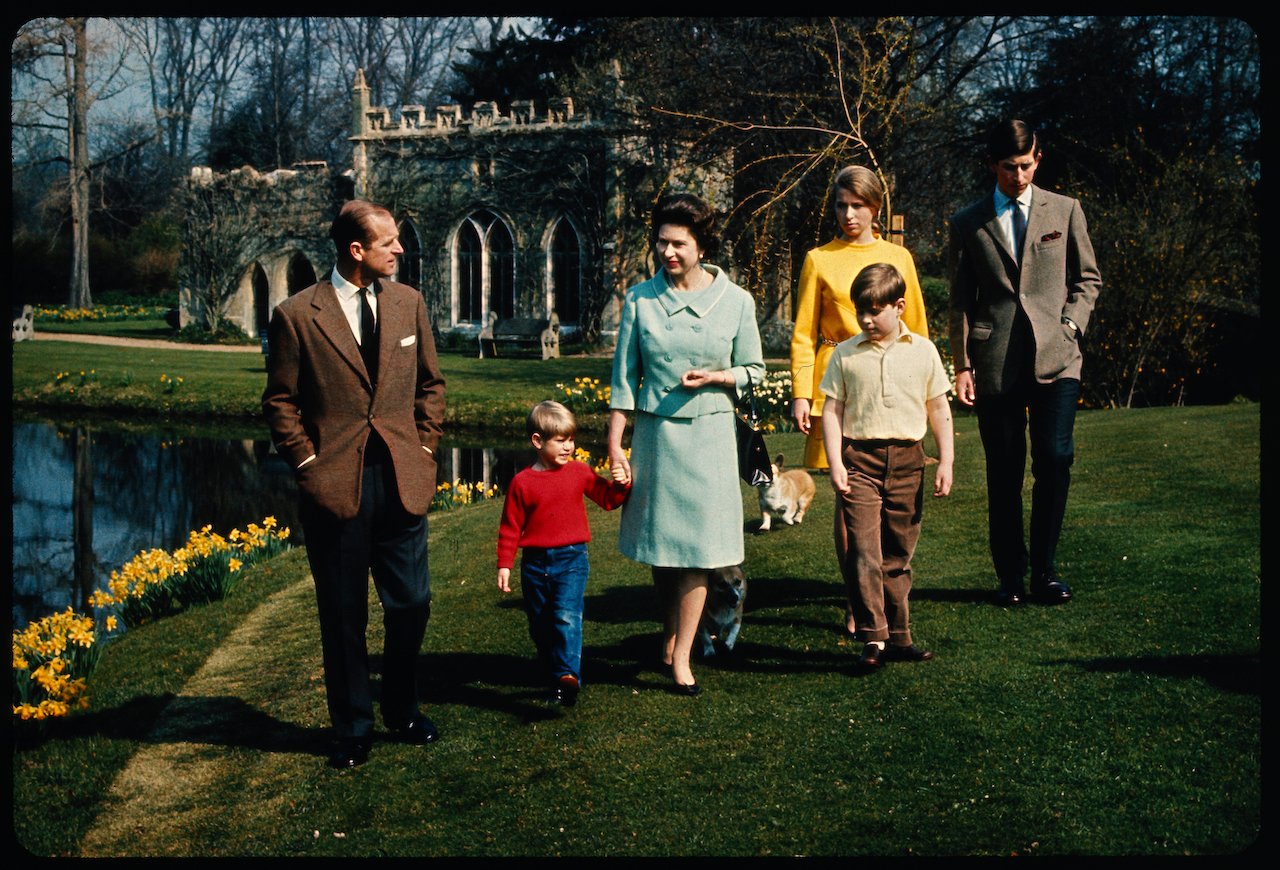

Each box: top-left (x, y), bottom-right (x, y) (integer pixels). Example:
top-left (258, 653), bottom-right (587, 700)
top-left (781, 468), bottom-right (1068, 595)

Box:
top-left (834, 439), bottom-right (925, 646)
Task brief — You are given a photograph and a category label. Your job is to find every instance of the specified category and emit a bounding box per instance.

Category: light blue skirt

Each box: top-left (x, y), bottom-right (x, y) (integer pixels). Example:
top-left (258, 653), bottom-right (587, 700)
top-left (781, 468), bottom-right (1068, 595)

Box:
top-left (617, 410), bottom-right (744, 569)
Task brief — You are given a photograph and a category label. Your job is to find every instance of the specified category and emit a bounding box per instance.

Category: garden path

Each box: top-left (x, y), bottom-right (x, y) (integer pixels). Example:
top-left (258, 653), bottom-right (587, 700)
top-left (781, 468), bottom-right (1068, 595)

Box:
top-left (77, 573), bottom-right (325, 857)
top-left (32, 332), bottom-right (260, 353)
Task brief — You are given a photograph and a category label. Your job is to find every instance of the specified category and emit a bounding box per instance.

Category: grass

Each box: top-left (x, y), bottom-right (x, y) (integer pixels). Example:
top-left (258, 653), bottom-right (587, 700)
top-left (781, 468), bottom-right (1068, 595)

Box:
top-left (10, 402), bottom-right (1260, 857)
top-left (11, 338), bottom-right (619, 432)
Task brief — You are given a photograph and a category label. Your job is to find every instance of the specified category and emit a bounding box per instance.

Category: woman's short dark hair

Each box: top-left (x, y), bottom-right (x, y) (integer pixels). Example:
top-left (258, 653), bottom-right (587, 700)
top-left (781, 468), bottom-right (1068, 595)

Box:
top-left (985, 119), bottom-right (1040, 162)
top-left (651, 193), bottom-right (719, 259)
top-left (330, 199), bottom-right (393, 256)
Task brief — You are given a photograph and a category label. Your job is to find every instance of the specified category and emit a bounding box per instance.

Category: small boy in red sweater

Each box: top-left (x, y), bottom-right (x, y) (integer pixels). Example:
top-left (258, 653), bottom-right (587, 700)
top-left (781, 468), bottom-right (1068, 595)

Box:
top-left (497, 400), bottom-right (631, 706)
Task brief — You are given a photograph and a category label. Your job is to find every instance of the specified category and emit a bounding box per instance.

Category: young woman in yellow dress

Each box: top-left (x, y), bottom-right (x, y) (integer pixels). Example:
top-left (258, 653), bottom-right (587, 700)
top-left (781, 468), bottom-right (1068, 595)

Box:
top-left (789, 165), bottom-right (930, 470)
top-left (788, 165), bottom-right (930, 637)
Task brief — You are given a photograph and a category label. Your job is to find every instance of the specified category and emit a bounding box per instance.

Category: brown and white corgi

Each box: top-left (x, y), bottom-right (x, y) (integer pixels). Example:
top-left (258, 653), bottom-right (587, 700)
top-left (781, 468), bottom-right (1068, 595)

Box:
top-left (757, 453), bottom-right (816, 532)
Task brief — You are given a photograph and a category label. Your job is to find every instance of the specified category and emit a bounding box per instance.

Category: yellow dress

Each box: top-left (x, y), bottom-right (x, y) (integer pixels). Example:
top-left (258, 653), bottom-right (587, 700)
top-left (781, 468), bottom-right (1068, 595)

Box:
top-left (789, 236), bottom-right (929, 469)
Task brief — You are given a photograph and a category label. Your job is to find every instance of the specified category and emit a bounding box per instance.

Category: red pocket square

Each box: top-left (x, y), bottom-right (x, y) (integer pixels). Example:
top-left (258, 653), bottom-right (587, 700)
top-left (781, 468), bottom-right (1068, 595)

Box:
top-left (1040, 230), bottom-right (1062, 242)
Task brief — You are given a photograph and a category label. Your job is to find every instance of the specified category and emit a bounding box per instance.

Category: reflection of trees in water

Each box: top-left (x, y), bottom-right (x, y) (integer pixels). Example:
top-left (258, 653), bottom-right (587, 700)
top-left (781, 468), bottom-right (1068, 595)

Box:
top-left (179, 438), bottom-right (300, 537)
top-left (11, 424), bottom-right (603, 629)
top-left (11, 422), bottom-right (302, 629)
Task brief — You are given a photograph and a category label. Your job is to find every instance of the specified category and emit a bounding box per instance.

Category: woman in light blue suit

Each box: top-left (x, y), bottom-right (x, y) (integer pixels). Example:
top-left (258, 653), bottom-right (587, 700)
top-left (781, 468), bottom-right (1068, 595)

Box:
top-left (607, 193), bottom-right (765, 696)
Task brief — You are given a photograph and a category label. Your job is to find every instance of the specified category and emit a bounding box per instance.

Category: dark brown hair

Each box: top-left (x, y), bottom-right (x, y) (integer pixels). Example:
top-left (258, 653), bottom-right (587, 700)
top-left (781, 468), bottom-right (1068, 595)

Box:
top-left (850, 263), bottom-right (906, 311)
top-left (651, 193), bottom-right (719, 259)
top-left (985, 119), bottom-right (1040, 162)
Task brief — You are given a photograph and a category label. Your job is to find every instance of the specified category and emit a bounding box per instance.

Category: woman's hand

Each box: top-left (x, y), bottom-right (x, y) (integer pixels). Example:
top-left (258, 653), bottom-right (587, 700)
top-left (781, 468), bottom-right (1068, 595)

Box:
top-left (497, 567), bottom-right (511, 593)
top-left (607, 409), bottom-right (632, 486)
top-left (680, 369), bottom-right (729, 390)
top-left (792, 398), bottom-right (812, 434)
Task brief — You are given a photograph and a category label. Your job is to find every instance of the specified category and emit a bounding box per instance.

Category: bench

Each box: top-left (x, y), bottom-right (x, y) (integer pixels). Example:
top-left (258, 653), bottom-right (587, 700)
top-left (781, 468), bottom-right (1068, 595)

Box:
top-left (478, 311), bottom-right (560, 360)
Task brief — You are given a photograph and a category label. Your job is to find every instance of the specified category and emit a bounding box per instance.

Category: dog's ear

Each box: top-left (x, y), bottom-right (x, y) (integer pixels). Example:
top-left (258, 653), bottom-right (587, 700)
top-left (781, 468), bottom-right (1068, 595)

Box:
top-left (774, 453), bottom-right (785, 468)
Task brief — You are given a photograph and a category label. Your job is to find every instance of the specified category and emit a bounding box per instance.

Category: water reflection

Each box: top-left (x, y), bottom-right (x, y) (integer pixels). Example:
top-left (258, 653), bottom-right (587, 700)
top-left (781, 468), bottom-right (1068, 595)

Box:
top-left (11, 418), bottom-right (594, 630)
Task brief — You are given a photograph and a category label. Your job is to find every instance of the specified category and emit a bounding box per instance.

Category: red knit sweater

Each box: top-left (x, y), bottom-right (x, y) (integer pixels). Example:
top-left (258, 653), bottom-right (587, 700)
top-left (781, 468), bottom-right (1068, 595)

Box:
top-left (496, 461), bottom-right (631, 569)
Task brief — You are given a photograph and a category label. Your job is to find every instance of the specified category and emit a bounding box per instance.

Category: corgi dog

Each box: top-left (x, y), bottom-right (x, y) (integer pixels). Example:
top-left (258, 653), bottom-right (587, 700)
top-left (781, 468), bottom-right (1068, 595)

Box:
top-left (757, 454), bottom-right (816, 532)
top-left (696, 564), bottom-right (747, 658)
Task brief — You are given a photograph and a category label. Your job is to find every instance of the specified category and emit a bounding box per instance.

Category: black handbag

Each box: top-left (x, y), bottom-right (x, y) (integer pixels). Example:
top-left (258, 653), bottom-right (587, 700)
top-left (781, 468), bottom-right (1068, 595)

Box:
top-left (736, 373), bottom-right (774, 487)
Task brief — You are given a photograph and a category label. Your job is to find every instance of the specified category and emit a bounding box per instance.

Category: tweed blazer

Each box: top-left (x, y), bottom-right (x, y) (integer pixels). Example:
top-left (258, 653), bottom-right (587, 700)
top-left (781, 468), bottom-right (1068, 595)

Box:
top-left (262, 278), bottom-right (446, 520)
top-left (947, 184), bottom-right (1102, 396)
top-left (610, 264), bottom-right (766, 419)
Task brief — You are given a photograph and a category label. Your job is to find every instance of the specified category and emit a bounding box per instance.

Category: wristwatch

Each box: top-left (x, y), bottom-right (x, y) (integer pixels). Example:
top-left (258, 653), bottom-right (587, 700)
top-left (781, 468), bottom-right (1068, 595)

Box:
top-left (1062, 316), bottom-right (1081, 339)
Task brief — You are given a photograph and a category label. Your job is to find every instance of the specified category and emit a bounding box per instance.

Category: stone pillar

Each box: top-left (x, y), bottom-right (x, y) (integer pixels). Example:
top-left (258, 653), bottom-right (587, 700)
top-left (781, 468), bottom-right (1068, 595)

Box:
top-left (351, 69), bottom-right (371, 198)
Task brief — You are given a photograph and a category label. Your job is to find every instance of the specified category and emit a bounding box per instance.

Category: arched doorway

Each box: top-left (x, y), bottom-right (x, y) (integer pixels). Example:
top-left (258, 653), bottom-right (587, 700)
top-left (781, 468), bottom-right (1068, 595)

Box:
top-left (287, 253), bottom-right (316, 296)
top-left (252, 264), bottom-right (270, 336)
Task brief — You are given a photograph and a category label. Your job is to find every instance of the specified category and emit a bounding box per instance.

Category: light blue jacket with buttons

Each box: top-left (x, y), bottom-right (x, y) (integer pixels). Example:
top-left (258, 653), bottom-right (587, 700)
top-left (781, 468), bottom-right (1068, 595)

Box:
top-left (611, 264), bottom-right (766, 418)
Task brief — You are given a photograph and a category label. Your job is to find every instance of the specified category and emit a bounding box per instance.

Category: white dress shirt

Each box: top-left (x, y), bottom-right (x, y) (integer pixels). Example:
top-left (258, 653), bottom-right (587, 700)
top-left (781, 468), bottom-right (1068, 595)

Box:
top-left (331, 266), bottom-right (377, 346)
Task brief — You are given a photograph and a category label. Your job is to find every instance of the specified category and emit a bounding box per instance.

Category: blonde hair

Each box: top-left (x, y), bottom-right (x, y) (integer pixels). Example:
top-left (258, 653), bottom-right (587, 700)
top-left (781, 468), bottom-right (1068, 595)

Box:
top-left (526, 400), bottom-right (577, 438)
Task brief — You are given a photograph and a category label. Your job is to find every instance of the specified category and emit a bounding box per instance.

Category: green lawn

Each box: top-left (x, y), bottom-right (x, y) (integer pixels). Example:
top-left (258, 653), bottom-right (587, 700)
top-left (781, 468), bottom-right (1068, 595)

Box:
top-left (11, 402), bottom-right (1260, 857)
top-left (11, 338), bottom-right (619, 432)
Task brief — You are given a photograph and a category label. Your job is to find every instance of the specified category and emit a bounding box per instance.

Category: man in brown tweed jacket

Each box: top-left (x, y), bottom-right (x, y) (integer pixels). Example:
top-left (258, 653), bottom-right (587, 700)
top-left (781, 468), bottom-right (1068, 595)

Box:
top-left (264, 199), bottom-right (446, 769)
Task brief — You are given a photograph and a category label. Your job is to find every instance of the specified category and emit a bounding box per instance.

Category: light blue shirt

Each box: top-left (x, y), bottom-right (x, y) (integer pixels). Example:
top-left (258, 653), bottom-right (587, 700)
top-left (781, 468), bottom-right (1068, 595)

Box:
top-left (993, 185), bottom-right (1033, 254)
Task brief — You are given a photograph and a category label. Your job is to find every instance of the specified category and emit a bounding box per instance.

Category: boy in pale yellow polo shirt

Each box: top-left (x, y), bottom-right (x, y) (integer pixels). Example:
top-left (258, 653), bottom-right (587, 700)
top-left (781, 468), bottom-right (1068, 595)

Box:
top-left (819, 263), bottom-right (954, 671)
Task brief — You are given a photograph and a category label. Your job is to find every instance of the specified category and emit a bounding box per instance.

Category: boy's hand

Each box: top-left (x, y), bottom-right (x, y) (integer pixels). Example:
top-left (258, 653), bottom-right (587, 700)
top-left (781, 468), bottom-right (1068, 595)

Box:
top-left (933, 461), bottom-right (953, 497)
top-left (609, 452), bottom-right (632, 486)
top-left (829, 464), bottom-right (851, 494)
top-left (497, 567), bottom-right (511, 593)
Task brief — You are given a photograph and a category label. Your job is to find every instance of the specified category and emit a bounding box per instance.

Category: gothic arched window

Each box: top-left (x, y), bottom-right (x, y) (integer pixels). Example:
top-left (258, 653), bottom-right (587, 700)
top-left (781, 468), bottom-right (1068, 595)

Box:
top-left (454, 210), bottom-right (516, 325)
top-left (397, 218), bottom-right (423, 290)
top-left (457, 220), bottom-right (483, 322)
top-left (549, 218), bottom-right (582, 323)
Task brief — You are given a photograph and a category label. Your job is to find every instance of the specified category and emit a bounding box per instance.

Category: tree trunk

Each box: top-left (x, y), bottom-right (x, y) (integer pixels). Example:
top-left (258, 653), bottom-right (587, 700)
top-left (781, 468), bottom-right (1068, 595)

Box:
top-left (67, 17), bottom-right (92, 309)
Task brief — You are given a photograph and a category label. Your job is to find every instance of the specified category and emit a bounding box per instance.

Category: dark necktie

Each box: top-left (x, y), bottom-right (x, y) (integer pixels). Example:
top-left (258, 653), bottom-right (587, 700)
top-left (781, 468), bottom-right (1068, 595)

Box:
top-left (359, 287), bottom-right (378, 386)
top-left (1011, 199), bottom-right (1027, 265)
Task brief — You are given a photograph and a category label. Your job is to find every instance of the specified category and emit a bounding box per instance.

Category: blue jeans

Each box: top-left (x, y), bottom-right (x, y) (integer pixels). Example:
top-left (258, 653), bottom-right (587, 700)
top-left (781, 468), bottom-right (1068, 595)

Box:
top-left (520, 543), bottom-right (588, 682)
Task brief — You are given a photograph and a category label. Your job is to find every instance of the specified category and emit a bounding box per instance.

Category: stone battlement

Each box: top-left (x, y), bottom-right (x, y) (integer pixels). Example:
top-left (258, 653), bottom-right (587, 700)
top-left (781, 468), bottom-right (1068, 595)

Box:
top-left (353, 68), bottom-right (587, 139)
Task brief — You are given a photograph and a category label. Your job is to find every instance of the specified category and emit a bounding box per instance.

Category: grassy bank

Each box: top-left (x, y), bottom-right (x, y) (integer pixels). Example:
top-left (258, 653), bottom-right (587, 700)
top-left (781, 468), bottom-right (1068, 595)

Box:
top-left (12, 403), bottom-right (1260, 857)
top-left (11, 338), bottom-right (618, 432)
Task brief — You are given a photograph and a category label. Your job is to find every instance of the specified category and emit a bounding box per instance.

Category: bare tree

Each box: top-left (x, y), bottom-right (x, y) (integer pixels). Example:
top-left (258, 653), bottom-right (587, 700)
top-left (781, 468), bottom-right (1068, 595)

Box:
top-left (12, 17), bottom-right (132, 308)
top-left (123, 17), bottom-right (250, 166)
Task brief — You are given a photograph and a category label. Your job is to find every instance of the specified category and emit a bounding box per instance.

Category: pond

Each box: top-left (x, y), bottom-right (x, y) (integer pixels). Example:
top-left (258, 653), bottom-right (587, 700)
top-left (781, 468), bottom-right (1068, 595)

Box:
top-left (10, 416), bottom-right (608, 630)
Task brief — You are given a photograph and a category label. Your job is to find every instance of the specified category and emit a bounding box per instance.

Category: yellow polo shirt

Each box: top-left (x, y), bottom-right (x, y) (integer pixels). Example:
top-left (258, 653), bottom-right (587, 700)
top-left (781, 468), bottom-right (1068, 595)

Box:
top-left (818, 327), bottom-right (950, 442)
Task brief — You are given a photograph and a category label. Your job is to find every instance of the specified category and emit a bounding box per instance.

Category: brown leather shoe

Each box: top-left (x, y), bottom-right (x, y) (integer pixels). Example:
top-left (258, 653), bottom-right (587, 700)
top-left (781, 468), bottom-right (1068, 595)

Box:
top-left (859, 643), bottom-right (885, 669)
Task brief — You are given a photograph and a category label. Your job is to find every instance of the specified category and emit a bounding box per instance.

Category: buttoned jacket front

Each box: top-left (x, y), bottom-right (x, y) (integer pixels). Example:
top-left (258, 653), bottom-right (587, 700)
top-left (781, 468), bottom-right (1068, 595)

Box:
top-left (948, 183), bottom-right (1102, 395)
top-left (262, 278), bottom-right (446, 520)
top-left (611, 265), bottom-right (766, 418)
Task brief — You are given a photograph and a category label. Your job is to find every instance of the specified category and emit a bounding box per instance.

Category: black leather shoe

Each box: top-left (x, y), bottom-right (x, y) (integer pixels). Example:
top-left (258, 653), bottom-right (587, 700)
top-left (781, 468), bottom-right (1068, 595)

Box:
top-left (389, 714), bottom-right (439, 745)
top-left (884, 644), bottom-right (935, 663)
top-left (1031, 574), bottom-right (1073, 605)
top-left (994, 582), bottom-right (1026, 606)
top-left (671, 681), bottom-right (702, 696)
top-left (328, 739), bottom-right (371, 769)
top-left (859, 643), bottom-right (885, 669)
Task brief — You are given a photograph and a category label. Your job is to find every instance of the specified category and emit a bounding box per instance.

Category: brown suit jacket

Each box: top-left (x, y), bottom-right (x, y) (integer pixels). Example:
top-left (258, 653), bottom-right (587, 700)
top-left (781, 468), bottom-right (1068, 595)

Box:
top-left (948, 184), bottom-right (1102, 396)
top-left (263, 278), bottom-right (446, 520)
